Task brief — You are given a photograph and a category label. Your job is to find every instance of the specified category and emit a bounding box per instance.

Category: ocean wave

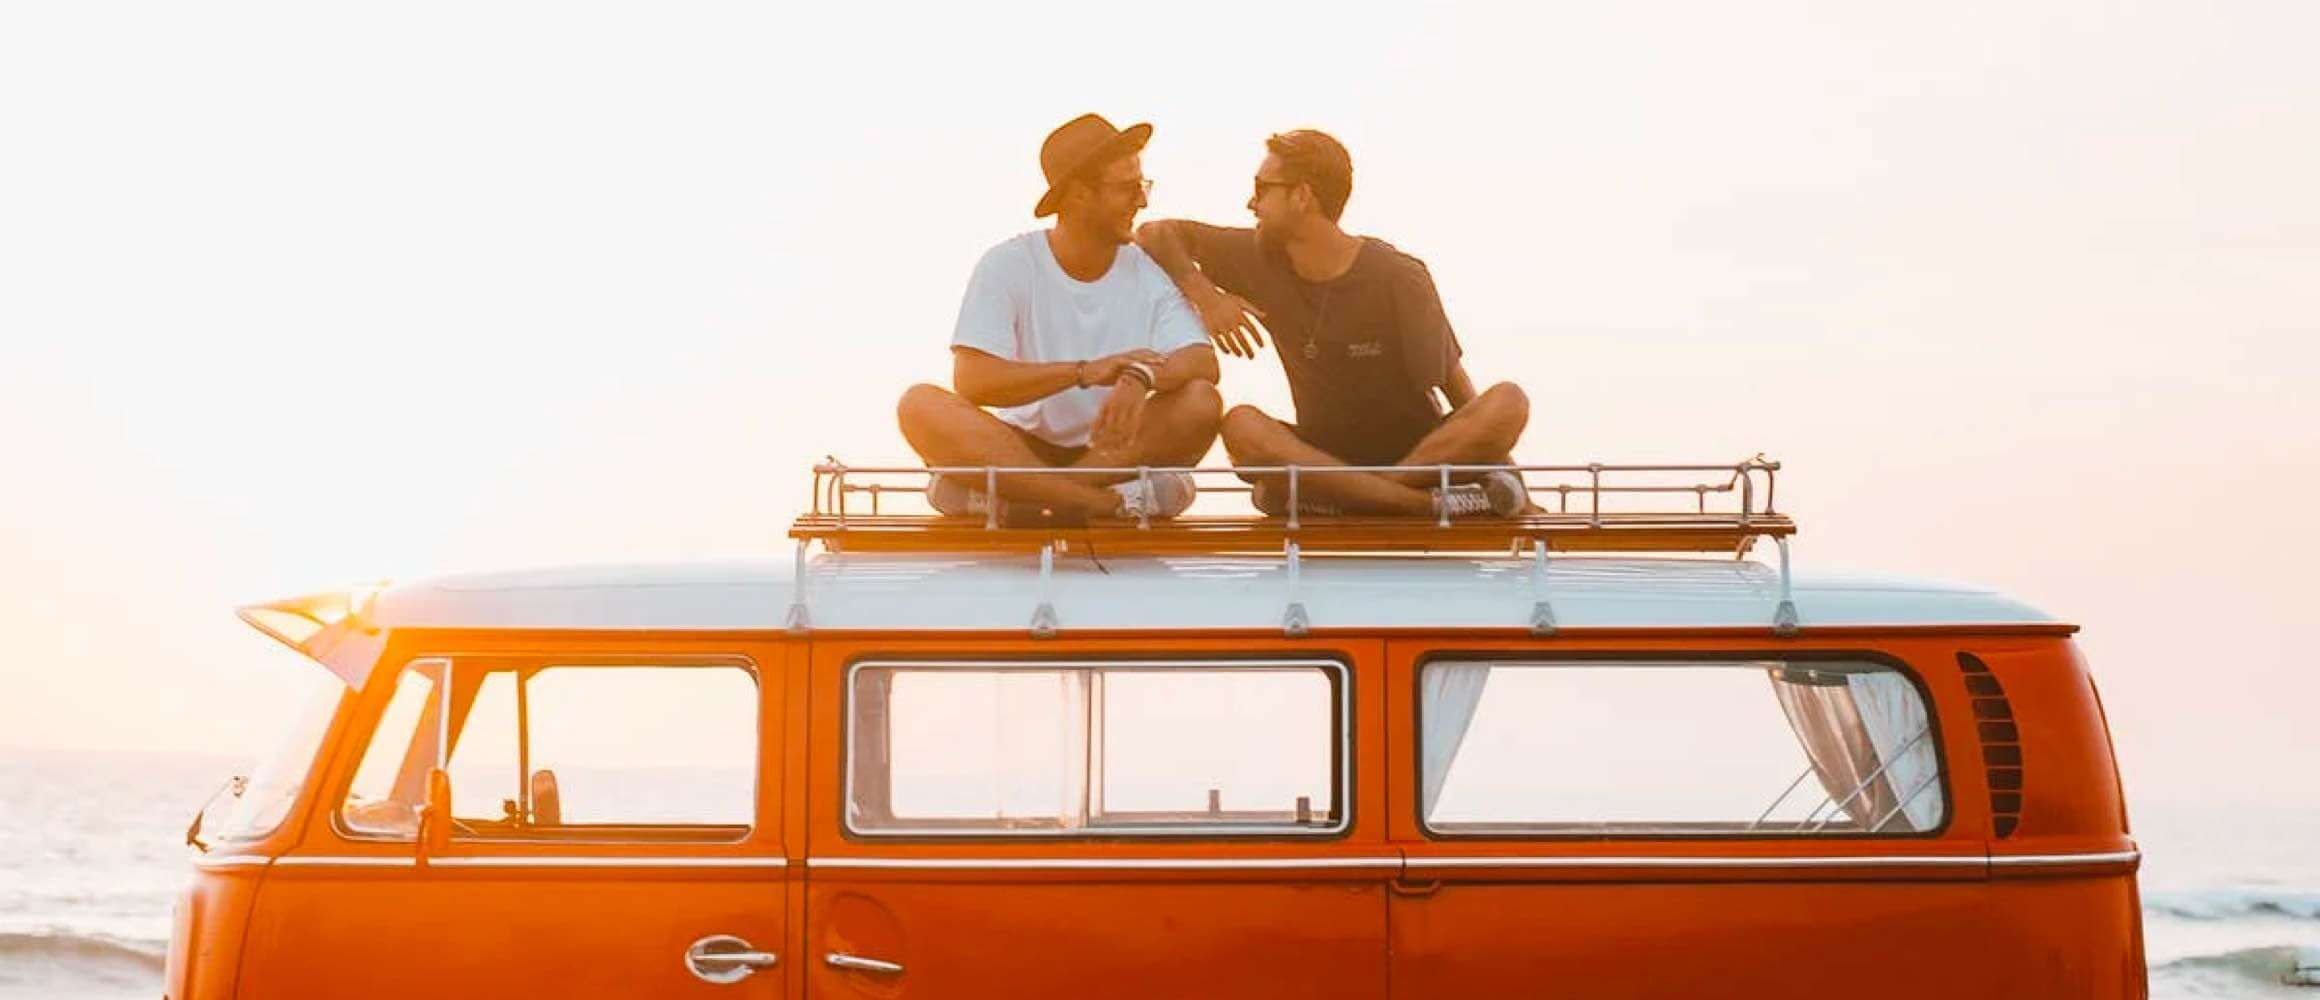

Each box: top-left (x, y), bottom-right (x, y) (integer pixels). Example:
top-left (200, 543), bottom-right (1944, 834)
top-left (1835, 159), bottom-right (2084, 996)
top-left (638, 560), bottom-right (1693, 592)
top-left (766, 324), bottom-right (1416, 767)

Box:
top-left (2145, 888), bottom-right (2320, 922)
top-left (2150, 945), bottom-right (2312, 997)
top-left (0, 930), bottom-right (165, 969)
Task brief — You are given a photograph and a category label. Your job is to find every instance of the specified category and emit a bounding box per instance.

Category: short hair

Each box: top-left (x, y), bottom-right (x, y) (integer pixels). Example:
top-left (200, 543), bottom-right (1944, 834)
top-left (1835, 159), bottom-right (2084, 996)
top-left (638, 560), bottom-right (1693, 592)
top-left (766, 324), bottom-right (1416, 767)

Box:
top-left (1265, 130), bottom-right (1353, 221)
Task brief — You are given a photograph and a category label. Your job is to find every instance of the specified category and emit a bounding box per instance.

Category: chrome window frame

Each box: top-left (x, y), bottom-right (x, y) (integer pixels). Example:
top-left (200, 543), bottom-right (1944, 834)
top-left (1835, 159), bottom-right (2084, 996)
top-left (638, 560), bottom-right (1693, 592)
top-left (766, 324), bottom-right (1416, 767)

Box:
top-left (329, 652), bottom-right (764, 846)
top-left (843, 657), bottom-right (1354, 839)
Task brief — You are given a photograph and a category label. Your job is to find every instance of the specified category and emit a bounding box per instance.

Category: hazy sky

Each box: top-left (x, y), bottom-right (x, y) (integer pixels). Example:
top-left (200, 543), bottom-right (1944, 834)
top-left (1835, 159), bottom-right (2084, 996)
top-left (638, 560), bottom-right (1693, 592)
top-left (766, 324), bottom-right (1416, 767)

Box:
top-left (2, 1), bottom-right (2313, 809)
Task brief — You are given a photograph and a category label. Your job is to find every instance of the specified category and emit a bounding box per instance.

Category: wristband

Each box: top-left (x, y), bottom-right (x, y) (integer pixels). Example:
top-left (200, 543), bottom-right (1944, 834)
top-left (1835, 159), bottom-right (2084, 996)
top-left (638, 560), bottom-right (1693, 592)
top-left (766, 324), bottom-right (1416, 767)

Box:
top-left (1074, 361), bottom-right (1087, 389)
top-left (1123, 361), bottom-right (1158, 390)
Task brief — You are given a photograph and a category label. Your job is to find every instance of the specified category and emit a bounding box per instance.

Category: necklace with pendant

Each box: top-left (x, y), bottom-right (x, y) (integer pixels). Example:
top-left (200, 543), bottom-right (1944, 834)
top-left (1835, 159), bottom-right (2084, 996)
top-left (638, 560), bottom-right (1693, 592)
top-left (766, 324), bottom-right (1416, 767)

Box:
top-left (1305, 283), bottom-right (1332, 361)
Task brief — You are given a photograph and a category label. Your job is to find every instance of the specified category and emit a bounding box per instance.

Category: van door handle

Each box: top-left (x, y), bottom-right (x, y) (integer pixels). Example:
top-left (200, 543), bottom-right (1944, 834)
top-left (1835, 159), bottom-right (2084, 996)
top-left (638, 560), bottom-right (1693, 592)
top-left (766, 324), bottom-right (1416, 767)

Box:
top-left (826, 952), bottom-right (905, 975)
top-left (1389, 877), bottom-right (1444, 898)
top-left (685, 935), bottom-right (778, 984)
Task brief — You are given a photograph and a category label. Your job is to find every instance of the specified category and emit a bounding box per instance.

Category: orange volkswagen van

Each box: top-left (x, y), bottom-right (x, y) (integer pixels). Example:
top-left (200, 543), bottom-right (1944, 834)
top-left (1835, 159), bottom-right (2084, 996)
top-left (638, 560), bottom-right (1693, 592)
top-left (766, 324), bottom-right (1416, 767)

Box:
top-left (171, 459), bottom-right (2146, 998)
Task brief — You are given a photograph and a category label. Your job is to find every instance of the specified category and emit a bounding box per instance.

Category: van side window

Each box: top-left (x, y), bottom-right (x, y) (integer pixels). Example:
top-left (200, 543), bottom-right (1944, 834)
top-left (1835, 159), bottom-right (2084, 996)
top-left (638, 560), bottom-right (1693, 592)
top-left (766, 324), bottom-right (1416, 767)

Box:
top-left (1421, 659), bottom-right (1946, 837)
top-left (848, 660), bottom-right (1345, 836)
top-left (339, 660), bottom-right (757, 841)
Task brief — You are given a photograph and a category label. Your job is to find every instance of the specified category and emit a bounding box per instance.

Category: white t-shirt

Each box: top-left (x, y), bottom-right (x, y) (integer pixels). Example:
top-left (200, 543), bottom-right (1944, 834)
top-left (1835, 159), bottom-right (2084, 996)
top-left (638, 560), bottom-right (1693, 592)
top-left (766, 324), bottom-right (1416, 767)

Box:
top-left (950, 231), bottom-right (1208, 448)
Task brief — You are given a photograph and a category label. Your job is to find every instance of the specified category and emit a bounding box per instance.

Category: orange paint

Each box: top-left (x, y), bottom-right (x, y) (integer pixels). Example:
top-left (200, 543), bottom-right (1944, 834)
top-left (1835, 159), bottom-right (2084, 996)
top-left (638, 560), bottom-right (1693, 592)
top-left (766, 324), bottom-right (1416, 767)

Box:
top-left (169, 628), bottom-right (2142, 998)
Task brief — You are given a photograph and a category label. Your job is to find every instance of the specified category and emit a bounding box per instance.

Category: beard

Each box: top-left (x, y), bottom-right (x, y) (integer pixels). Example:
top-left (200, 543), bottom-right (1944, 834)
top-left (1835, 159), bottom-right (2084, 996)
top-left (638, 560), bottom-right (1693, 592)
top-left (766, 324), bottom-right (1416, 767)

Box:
top-left (1254, 219), bottom-right (1286, 250)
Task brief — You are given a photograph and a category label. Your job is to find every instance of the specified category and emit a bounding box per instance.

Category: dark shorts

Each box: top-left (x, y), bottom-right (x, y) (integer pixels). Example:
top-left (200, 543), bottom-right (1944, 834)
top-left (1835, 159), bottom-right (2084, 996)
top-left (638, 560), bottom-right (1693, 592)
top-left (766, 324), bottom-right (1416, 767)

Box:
top-left (1286, 418), bottom-right (1442, 468)
top-left (1007, 423), bottom-right (1090, 467)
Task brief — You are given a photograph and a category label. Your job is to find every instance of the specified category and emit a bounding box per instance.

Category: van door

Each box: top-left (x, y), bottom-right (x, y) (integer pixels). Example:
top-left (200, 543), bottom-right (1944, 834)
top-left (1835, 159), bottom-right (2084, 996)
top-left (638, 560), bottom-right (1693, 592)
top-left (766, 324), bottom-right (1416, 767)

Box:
top-left (1384, 640), bottom-right (1994, 998)
top-left (803, 640), bottom-right (1391, 999)
top-left (239, 644), bottom-right (793, 997)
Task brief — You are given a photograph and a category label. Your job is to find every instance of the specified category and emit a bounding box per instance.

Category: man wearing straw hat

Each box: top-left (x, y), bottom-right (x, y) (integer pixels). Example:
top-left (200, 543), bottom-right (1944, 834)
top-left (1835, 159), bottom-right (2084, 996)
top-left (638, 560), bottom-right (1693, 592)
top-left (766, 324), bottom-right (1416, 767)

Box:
top-left (896, 114), bottom-right (1221, 524)
top-left (1138, 129), bottom-right (1530, 518)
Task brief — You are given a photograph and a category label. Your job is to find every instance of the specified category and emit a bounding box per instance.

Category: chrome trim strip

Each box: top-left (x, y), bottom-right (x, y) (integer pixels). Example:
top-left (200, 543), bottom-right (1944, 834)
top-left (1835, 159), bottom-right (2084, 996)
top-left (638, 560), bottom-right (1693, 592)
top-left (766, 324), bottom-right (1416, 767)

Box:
top-left (271, 855), bottom-right (790, 869)
top-left (1989, 850), bottom-right (2140, 867)
top-left (1405, 854), bottom-right (1986, 869)
top-left (1403, 850), bottom-right (2136, 870)
top-left (808, 856), bottom-right (1400, 871)
top-left (257, 852), bottom-right (2130, 872)
top-left (428, 856), bottom-right (789, 869)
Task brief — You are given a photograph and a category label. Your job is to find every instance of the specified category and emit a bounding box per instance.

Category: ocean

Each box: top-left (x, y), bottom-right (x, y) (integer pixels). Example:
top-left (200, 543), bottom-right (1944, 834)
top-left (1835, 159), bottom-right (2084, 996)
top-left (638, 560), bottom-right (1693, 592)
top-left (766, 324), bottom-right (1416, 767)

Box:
top-left (1, 748), bottom-right (2313, 998)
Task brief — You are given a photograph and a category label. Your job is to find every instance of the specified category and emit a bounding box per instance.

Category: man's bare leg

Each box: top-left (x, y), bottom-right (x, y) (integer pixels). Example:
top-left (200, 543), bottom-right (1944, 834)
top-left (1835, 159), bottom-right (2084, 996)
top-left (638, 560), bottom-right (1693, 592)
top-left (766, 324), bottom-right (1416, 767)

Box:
top-left (1221, 405), bottom-right (1434, 516)
top-left (896, 384), bottom-right (1121, 516)
top-left (1386, 382), bottom-right (1532, 488)
top-left (1078, 378), bottom-right (1224, 472)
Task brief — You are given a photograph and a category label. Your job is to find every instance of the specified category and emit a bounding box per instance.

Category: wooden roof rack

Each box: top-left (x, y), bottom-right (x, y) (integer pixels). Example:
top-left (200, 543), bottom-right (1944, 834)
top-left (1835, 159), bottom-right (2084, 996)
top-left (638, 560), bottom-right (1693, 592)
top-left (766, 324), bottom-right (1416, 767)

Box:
top-left (784, 457), bottom-right (1798, 638)
top-left (789, 457), bottom-right (1790, 557)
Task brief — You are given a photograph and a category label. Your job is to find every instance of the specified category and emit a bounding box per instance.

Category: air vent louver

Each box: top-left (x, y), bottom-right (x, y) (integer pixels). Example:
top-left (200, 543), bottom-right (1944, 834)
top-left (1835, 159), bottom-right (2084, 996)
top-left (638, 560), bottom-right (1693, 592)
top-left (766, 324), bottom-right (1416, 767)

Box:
top-left (1958, 653), bottom-right (2023, 838)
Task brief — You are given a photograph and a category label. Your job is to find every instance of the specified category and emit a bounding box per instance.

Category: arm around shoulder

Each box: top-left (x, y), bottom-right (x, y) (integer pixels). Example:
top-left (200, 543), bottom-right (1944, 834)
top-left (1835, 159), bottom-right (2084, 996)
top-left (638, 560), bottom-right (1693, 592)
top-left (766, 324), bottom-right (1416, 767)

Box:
top-left (1134, 219), bottom-right (1204, 287)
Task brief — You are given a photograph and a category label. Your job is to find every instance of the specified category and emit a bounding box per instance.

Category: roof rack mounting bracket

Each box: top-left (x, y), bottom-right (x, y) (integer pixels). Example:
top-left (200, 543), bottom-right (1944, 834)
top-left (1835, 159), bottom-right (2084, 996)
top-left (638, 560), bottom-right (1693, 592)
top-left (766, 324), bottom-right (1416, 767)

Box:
top-left (785, 539), bottom-right (812, 635)
top-left (1030, 542), bottom-right (1058, 638)
top-left (1283, 539), bottom-right (1310, 638)
top-left (1528, 540), bottom-right (1556, 636)
top-left (1772, 535), bottom-right (1799, 637)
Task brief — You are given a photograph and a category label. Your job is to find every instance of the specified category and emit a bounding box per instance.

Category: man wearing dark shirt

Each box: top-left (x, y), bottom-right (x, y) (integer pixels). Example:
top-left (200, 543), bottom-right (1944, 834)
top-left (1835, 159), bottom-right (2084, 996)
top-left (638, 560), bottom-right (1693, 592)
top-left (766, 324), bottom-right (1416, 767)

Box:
top-left (1137, 130), bottom-right (1530, 518)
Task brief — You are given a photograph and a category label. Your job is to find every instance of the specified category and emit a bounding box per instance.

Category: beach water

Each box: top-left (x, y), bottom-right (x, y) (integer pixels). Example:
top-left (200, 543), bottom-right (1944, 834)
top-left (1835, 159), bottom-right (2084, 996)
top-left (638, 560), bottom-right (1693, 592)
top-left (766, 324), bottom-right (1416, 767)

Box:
top-left (2, 748), bottom-right (2313, 998)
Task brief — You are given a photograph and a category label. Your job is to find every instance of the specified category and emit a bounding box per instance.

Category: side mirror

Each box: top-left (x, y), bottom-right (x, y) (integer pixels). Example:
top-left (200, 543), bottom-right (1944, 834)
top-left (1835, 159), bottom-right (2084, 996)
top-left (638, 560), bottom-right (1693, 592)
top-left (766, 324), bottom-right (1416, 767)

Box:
top-left (418, 767), bottom-right (453, 858)
top-left (529, 769), bottom-right (562, 827)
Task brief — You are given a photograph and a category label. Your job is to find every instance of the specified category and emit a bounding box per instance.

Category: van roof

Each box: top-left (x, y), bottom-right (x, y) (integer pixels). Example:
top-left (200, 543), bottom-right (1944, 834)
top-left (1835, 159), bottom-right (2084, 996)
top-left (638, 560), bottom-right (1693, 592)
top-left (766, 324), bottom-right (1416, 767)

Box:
top-left (365, 553), bottom-right (2062, 633)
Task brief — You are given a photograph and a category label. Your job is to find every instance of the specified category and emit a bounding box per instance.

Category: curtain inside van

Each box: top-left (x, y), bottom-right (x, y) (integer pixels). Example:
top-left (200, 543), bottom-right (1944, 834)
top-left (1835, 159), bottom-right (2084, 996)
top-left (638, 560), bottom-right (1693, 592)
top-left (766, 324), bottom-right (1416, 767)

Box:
top-left (1847, 672), bottom-right (1941, 831)
top-left (1421, 663), bottom-right (1493, 818)
top-left (1767, 667), bottom-right (1937, 832)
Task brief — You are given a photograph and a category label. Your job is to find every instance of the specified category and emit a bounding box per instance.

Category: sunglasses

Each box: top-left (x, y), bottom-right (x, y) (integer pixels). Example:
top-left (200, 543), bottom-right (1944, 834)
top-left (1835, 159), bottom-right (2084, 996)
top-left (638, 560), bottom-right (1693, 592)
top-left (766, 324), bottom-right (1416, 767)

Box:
top-left (1090, 177), bottom-right (1154, 198)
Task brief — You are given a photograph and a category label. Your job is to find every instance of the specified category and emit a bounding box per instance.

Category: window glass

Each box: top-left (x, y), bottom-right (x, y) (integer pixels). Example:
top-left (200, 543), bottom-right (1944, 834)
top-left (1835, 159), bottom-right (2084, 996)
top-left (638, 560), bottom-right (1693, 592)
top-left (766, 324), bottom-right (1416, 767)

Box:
top-left (340, 661), bottom-right (440, 838)
top-left (518, 665), bottom-right (756, 829)
top-left (851, 661), bottom-right (1341, 835)
top-left (337, 660), bottom-right (756, 840)
top-left (1421, 659), bottom-right (1945, 836)
top-left (218, 674), bottom-right (346, 840)
top-left (448, 671), bottom-right (520, 821)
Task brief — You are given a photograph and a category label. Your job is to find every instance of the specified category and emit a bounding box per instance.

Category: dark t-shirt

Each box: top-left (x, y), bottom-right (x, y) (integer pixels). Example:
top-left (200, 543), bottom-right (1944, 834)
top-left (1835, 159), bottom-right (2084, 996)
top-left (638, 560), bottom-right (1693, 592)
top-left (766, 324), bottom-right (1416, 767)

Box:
top-left (1183, 223), bottom-right (1462, 465)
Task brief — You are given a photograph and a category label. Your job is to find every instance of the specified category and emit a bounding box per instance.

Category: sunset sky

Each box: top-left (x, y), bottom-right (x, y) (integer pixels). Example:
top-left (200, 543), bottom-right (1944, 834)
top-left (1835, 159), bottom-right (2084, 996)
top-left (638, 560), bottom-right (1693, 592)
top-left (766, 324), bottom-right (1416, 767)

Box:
top-left (2, 1), bottom-right (2314, 811)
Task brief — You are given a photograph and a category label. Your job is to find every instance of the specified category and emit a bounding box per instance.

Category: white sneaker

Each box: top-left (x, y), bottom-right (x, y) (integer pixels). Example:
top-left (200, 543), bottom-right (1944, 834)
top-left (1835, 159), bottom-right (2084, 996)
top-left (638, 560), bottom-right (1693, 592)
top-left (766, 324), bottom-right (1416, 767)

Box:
top-left (1478, 470), bottom-right (1529, 517)
top-left (1431, 471), bottom-right (1529, 519)
top-left (1110, 471), bottom-right (1196, 519)
top-left (927, 474), bottom-right (1008, 520)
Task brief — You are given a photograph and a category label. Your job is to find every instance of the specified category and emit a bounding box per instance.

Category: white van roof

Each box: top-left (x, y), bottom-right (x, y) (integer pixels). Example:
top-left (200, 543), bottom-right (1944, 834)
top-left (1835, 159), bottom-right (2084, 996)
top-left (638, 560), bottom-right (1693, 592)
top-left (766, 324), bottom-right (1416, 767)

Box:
top-left (364, 553), bottom-right (2062, 633)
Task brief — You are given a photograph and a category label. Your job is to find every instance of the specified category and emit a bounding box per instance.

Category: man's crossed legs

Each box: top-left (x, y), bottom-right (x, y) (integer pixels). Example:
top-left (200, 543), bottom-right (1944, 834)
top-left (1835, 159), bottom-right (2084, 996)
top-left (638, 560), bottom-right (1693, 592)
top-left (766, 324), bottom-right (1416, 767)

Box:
top-left (1222, 381), bottom-right (1532, 517)
top-left (897, 379), bottom-right (1222, 521)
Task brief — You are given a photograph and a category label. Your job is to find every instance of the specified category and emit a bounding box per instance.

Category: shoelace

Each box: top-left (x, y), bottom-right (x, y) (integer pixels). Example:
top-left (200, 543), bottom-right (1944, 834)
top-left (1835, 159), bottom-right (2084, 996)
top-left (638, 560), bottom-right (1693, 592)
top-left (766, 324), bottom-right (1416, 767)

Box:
top-left (1119, 476), bottom-right (1195, 518)
top-left (1115, 480), bottom-right (1153, 517)
top-left (1434, 485), bottom-right (1491, 517)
